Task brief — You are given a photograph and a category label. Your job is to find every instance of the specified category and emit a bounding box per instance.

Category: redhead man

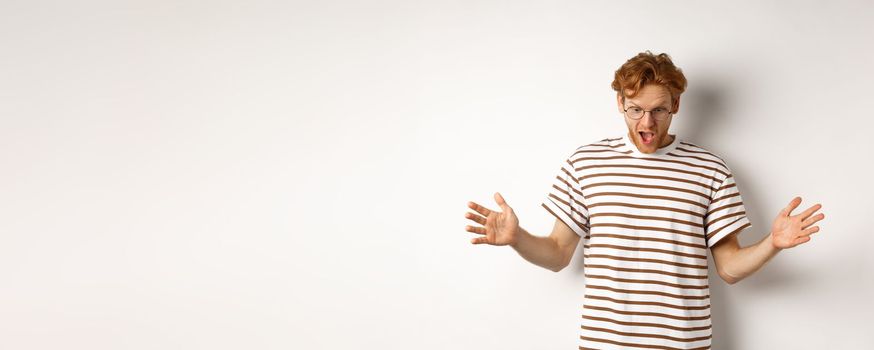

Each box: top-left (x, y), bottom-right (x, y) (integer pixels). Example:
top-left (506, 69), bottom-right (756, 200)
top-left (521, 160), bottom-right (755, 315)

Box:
top-left (463, 51), bottom-right (825, 349)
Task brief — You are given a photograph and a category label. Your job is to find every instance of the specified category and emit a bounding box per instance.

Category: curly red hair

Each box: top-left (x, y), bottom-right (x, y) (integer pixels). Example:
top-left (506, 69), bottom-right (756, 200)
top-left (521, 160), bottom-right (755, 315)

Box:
top-left (612, 51), bottom-right (687, 101)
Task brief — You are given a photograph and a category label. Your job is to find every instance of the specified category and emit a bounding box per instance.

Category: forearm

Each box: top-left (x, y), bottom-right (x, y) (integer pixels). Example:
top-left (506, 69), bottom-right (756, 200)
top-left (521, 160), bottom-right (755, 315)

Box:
top-left (724, 234), bottom-right (782, 283)
top-left (510, 227), bottom-right (566, 272)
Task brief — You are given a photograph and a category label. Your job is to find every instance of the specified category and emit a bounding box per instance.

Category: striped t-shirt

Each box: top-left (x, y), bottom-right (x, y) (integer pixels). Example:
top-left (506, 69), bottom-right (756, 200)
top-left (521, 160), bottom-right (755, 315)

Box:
top-left (541, 133), bottom-right (751, 350)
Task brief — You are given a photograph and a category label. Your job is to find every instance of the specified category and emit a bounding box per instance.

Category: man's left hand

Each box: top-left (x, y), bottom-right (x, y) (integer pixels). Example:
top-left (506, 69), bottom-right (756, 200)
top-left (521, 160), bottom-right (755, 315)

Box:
top-left (770, 196), bottom-right (825, 249)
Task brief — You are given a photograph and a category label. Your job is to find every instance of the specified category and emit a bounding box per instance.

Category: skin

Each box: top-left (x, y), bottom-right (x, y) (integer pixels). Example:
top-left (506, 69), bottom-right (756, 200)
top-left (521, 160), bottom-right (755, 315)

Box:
top-left (464, 84), bottom-right (826, 283)
top-left (617, 84), bottom-right (680, 154)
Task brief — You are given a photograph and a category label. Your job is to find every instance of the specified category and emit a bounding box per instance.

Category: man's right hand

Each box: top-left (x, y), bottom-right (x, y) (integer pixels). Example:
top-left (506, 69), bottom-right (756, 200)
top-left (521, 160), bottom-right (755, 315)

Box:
top-left (464, 192), bottom-right (520, 246)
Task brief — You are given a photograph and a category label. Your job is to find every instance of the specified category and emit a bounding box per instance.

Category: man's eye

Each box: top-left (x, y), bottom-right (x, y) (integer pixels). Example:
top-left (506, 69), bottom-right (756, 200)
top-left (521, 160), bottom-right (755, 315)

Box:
top-left (654, 108), bottom-right (667, 113)
top-left (629, 107), bottom-right (643, 113)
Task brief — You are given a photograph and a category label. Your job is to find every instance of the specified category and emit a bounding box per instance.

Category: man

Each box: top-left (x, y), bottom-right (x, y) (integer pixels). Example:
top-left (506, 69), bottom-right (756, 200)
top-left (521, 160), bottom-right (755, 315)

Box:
top-left (463, 51), bottom-right (826, 349)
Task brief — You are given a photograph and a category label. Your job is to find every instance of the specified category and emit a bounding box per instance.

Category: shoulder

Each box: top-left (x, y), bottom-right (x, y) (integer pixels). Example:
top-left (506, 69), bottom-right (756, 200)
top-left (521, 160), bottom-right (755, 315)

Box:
top-left (569, 136), bottom-right (626, 155)
top-left (558, 136), bottom-right (628, 170)
top-left (671, 139), bottom-right (735, 177)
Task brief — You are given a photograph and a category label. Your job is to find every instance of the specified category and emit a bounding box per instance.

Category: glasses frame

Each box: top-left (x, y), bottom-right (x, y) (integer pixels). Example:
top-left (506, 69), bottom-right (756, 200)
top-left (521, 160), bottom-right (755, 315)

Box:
top-left (622, 105), bottom-right (673, 121)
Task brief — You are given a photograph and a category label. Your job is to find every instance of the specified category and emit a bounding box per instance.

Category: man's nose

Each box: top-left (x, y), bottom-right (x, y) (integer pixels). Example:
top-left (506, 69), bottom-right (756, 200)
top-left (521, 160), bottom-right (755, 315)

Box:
top-left (640, 112), bottom-right (657, 126)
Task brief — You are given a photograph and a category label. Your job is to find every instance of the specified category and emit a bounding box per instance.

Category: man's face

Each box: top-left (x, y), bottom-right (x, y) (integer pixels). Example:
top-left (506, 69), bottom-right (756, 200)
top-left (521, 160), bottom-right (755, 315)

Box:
top-left (617, 84), bottom-right (680, 154)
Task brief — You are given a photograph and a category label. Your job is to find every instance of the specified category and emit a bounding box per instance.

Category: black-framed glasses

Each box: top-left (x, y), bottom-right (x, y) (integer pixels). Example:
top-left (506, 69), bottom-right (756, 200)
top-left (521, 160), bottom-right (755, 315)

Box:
top-left (623, 106), bottom-right (672, 121)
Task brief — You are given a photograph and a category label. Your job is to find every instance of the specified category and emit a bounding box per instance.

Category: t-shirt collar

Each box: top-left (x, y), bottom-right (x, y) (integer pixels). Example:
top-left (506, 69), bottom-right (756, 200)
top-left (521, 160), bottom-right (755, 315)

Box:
top-left (621, 131), bottom-right (680, 157)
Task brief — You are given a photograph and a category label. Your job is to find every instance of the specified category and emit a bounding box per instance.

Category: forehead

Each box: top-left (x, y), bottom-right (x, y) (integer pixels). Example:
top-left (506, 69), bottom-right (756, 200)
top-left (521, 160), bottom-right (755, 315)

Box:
top-left (625, 84), bottom-right (672, 106)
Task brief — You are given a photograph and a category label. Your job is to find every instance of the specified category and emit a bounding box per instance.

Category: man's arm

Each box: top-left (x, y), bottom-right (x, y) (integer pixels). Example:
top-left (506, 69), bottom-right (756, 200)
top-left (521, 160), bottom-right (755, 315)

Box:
top-left (510, 219), bottom-right (580, 272)
top-left (711, 197), bottom-right (825, 284)
top-left (711, 233), bottom-right (779, 284)
top-left (465, 193), bottom-right (580, 272)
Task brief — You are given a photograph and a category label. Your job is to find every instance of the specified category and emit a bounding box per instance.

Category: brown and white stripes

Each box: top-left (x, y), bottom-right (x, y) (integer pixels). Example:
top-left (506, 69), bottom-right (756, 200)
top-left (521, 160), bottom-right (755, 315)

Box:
top-left (542, 133), bottom-right (751, 350)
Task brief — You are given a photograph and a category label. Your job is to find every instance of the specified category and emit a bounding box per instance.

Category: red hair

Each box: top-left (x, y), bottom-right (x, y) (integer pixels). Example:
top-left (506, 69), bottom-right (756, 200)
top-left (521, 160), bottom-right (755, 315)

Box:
top-left (612, 51), bottom-right (687, 101)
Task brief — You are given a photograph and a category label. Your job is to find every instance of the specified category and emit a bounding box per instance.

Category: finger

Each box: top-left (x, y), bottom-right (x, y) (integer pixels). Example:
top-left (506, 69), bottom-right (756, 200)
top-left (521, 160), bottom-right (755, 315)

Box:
top-left (465, 225), bottom-right (486, 235)
top-left (465, 212), bottom-right (487, 225)
top-left (780, 196), bottom-right (802, 217)
top-left (494, 192), bottom-right (511, 211)
top-left (792, 236), bottom-right (811, 246)
top-left (796, 203), bottom-right (822, 221)
top-left (471, 236), bottom-right (491, 244)
top-left (800, 226), bottom-right (820, 237)
top-left (801, 213), bottom-right (825, 229)
top-left (467, 201), bottom-right (492, 217)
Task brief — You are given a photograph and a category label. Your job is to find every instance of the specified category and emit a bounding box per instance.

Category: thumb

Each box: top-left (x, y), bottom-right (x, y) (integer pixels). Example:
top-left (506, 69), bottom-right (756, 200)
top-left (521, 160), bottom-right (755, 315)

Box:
top-left (780, 196), bottom-right (802, 217)
top-left (494, 192), bottom-right (511, 211)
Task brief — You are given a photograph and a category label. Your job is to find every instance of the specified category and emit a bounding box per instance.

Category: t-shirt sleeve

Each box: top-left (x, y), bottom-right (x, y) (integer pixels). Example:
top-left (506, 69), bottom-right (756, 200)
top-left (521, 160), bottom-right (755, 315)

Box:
top-left (704, 168), bottom-right (752, 248)
top-left (541, 153), bottom-right (590, 237)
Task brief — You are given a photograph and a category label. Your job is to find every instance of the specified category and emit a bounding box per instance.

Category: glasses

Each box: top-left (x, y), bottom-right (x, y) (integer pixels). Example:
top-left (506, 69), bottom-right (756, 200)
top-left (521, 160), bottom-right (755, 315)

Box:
top-left (623, 106), bottom-right (672, 121)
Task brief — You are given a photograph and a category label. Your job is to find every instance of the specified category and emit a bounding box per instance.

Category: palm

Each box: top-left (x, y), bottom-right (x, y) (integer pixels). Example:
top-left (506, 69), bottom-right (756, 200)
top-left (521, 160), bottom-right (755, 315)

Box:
top-left (483, 207), bottom-right (518, 245)
top-left (464, 192), bottom-right (520, 246)
top-left (770, 197), bottom-right (825, 249)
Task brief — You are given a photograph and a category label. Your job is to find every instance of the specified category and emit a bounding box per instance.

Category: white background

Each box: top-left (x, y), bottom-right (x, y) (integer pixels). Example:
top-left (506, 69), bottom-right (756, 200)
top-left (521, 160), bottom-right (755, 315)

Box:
top-left (2, 1), bottom-right (872, 349)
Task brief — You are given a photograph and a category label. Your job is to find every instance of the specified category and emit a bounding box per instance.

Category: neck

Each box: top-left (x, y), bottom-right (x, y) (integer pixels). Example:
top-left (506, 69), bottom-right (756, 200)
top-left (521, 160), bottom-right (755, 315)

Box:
top-left (661, 134), bottom-right (675, 148)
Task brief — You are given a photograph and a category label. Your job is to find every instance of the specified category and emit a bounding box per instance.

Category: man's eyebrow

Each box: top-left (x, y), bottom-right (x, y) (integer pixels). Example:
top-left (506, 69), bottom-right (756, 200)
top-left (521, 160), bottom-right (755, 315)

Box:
top-left (625, 100), bottom-right (670, 108)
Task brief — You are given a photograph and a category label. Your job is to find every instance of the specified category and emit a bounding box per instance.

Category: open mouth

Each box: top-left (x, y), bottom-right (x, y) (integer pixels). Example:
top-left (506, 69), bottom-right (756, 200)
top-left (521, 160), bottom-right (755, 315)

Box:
top-left (639, 131), bottom-right (655, 145)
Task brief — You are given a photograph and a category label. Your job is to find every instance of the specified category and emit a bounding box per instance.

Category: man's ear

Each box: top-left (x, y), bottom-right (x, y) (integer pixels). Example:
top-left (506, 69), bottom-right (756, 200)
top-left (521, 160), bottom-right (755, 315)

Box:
top-left (672, 95), bottom-right (681, 114)
top-left (616, 93), bottom-right (625, 113)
